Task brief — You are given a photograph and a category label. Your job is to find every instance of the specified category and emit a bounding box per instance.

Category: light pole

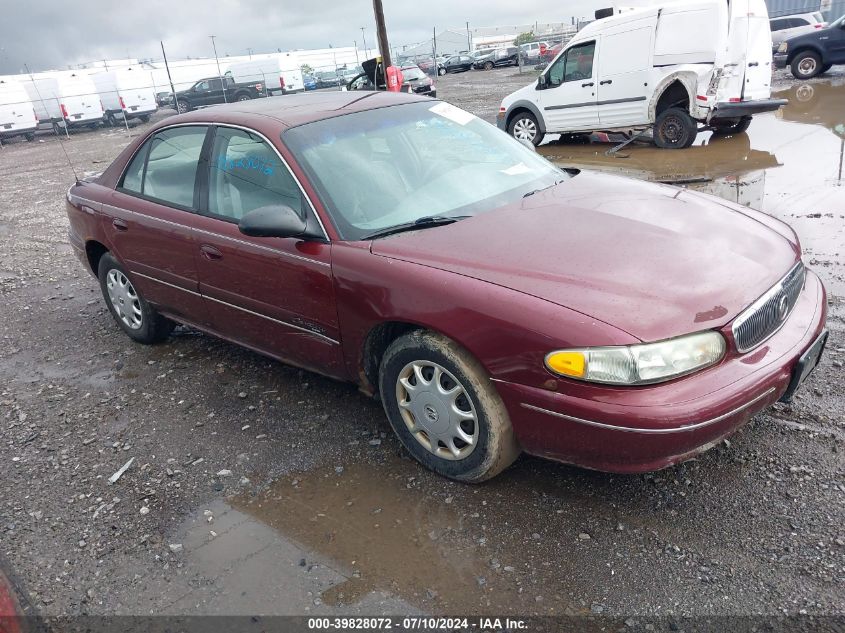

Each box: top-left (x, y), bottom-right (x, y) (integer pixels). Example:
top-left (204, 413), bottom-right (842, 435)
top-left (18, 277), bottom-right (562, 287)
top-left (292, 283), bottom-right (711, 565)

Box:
top-left (361, 27), bottom-right (368, 58)
top-left (466, 21), bottom-right (471, 51)
top-left (246, 47), bottom-right (253, 59)
top-left (209, 35), bottom-right (227, 103)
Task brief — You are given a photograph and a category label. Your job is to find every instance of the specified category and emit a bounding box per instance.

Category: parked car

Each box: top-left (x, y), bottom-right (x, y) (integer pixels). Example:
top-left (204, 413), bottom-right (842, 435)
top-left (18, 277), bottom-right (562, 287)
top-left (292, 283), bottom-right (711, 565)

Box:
top-left (0, 78), bottom-right (37, 142)
top-left (499, 0), bottom-right (785, 148)
top-left (173, 76), bottom-right (266, 114)
top-left (315, 70), bottom-right (342, 88)
top-left (155, 92), bottom-right (174, 108)
top-left (519, 41), bottom-right (549, 63)
top-left (346, 60), bottom-right (436, 98)
top-left (440, 55), bottom-right (475, 74)
top-left (65, 91), bottom-right (827, 482)
top-left (769, 11), bottom-right (827, 52)
top-left (88, 66), bottom-right (157, 127)
top-left (474, 47), bottom-right (520, 70)
top-left (774, 13), bottom-right (845, 79)
top-left (303, 74), bottom-right (318, 91)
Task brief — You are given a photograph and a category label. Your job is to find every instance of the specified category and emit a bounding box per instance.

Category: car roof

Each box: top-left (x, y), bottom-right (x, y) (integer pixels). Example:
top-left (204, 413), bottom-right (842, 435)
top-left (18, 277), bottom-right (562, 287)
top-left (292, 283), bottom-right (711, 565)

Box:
top-left (161, 91), bottom-right (433, 131)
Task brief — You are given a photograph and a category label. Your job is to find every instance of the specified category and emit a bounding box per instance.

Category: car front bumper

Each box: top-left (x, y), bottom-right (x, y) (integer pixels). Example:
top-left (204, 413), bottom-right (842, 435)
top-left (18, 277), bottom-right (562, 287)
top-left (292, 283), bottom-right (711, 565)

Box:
top-left (774, 53), bottom-right (788, 69)
top-left (712, 98), bottom-right (788, 118)
top-left (494, 270), bottom-right (827, 473)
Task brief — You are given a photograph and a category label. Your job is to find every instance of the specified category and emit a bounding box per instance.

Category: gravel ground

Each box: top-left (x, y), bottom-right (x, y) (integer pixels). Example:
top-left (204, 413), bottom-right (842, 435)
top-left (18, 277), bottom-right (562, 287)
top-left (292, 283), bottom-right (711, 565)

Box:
top-left (0, 67), bottom-right (843, 622)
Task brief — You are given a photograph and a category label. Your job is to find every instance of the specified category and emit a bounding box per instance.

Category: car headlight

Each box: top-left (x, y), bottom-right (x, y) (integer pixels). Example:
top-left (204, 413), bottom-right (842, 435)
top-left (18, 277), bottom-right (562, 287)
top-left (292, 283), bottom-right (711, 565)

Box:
top-left (777, 42), bottom-right (788, 53)
top-left (545, 331), bottom-right (726, 385)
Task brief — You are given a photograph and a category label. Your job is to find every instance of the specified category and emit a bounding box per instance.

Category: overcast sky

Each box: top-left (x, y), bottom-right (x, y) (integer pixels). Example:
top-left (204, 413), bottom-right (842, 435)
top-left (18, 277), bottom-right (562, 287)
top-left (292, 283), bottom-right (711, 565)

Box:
top-left (0, 0), bottom-right (605, 74)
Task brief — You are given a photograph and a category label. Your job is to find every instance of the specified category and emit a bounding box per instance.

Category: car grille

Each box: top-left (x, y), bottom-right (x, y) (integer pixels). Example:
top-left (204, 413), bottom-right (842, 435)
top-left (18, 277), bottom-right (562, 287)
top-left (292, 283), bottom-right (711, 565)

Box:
top-left (732, 262), bottom-right (806, 352)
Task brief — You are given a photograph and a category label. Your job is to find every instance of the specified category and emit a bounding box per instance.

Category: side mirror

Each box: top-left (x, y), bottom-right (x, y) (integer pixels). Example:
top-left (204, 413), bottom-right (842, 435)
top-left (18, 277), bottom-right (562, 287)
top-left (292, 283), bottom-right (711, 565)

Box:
top-left (238, 205), bottom-right (307, 239)
top-left (536, 74), bottom-right (547, 90)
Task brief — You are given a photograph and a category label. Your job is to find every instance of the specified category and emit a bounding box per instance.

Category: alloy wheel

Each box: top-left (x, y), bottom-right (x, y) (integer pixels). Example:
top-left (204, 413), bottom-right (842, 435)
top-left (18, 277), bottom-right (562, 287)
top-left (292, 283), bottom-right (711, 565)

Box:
top-left (106, 269), bottom-right (143, 330)
top-left (395, 360), bottom-right (478, 460)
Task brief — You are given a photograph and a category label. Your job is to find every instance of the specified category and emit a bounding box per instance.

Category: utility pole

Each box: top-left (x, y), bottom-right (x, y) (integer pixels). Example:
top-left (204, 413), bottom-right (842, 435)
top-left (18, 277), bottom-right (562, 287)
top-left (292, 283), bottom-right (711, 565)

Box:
top-left (372, 0), bottom-right (391, 67)
top-left (160, 41), bottom-right (177, 111)
top-left (246, 47), bottom-right (253, 59)
top-left (432, 27), bottom-right (437, 73)
top-left (361, 27), bottom-right (368, 58)
top-left (209, 35), bottom-right (227, 103)
top-left (466, 21), bottom-right (471, 51)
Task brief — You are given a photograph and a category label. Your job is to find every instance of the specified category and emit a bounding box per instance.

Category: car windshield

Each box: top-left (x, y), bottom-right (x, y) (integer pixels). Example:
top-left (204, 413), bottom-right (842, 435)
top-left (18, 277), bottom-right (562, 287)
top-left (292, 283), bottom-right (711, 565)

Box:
top-left (402, 67), bottom-right (426, 80)
top-left (283, 101), bottom-right (565, 240)
top-left (830, 13), bottom-right (844, 27)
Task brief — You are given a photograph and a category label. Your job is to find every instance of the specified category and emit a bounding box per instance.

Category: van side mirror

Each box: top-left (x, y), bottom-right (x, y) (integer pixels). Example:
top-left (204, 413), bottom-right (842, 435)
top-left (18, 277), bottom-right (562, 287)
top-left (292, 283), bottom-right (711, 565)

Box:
top-left (238, 205), bottom-right (307, 239)
top-left (537, 74), bottom-right (547, 90)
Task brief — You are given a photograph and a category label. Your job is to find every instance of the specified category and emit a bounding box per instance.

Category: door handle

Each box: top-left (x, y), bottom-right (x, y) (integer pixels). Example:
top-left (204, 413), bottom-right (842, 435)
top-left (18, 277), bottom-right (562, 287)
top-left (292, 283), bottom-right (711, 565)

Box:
top-left (600, 79), bottom-right (613, 85)
top-left (112, 218), bottom-right (128, 231)
top-left (582, 82), bottom-right (595, 87)
top-left (200, 244), bottom-right (223, 260)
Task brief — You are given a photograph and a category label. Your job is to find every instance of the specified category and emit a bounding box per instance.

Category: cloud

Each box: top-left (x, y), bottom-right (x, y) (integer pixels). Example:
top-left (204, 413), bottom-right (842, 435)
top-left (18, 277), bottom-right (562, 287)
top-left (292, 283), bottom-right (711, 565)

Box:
top-left (0, 0), bottom-right (601, 74)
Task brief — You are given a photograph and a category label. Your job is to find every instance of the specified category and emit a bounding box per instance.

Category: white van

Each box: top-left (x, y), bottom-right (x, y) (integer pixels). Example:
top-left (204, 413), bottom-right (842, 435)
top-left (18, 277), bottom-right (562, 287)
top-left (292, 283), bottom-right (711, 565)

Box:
top-left (0, 78), bottom-right (38, 142)
top-left (498, 0), bottom-right (785, 148)
top-left (88, 66), bottom-right (157, 126)
top-left (227, 53), bottom-right (303, 95)
top-left (23, 72), bottom-right (103, 134)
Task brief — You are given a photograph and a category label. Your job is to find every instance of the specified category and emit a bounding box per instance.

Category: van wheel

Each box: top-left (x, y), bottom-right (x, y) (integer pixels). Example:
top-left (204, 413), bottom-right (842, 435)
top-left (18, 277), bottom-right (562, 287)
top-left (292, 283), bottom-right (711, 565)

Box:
top-left (24, 132), bottom-right (35, 142)
top-left (379, 330), bottom-right (521, 483)
top-left (508, 111), bottom-right (543, 146)
top-left (139, 114), bottom-right (150, 123)
top-left (654, 107), bottom-right (697, 149)
top-left (52, 121), bottom-right (66, 135)
top-left (791, 51), bottom-right (821, 79)
top-left (106, 112), bottom-right (117, 127)
top-left (711, 116), bottom-right (751, 136)
top-left (98, 253), bottom-right (174, 344)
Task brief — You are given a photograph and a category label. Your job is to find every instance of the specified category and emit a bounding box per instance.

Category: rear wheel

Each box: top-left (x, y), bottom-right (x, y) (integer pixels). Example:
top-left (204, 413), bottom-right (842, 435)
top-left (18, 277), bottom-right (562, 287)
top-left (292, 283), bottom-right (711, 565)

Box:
top-left (52, 121), bottom-right (66, 135)
top-left (379, 330), bottom-right (520, 482)
top-left (139, 114), bottom-right (150, 123)
top-left (791, 51), bottom-right (822, 79)
top-left (236, 93), bottom-right (251, 102)
top-left (710, 116), bottom-right (751, 136)
top-left (98, 253), bottom-right (174, 344)
top-left (508, 111), bottom-right (543, 146)
top-left (24, 132), bottom-right (35, 142)
top-left (653, 107), bottom-right (697, 149)
top-left (106, 112), bottom-right (117, 127)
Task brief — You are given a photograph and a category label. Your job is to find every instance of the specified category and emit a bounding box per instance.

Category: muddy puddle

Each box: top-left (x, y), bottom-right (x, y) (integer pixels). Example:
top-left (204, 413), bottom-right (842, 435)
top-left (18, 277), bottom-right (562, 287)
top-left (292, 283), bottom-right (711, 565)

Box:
top-left (538, 79), bottom-right (845, 296)
top-left (229, 457), bottom-right (541, 614)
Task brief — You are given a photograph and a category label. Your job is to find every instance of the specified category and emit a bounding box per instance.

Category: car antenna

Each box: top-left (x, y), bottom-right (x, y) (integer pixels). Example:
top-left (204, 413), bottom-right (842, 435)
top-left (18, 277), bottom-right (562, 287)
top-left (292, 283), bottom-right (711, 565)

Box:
top-left (25, 63), bottom-right (80, 185)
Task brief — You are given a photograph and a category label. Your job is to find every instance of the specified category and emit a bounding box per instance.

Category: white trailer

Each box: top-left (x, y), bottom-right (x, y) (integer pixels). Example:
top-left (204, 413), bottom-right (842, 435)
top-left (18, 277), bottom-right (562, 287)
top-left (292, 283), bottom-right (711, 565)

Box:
top-left (227, 53), bottom-right (303, 95)
top-left (0, 78), bottom-right (38, 142)
top-left (88, 66), bottom-right (157, 126)
top-left (23, 72), bottom-right (103, 133)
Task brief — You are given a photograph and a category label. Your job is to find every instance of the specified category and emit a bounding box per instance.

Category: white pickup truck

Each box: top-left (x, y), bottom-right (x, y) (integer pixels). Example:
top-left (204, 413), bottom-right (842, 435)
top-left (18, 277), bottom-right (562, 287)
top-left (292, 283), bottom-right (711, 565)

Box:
top-left (498, 0), bottom-right (786, 148)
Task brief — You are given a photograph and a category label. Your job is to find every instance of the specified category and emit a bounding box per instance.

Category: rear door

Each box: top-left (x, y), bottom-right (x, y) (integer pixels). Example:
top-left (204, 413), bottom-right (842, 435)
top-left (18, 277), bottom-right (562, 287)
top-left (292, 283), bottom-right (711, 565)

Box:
top-left (191, 125), bottom-right (344, 376)
top-left (722, 0), bottom-right (773, 102)
top-left (106, 125), bottom-right (209, 323)
top-left (539, 40), bottom-right (600, 132)
top-left (596, 25), bottom-right (653, 127)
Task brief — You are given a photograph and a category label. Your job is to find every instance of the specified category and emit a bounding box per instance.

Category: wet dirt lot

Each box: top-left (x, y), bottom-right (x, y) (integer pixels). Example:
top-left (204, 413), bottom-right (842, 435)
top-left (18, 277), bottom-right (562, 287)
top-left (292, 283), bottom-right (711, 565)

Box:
top-left (0, 67), bottom-right (843, 623)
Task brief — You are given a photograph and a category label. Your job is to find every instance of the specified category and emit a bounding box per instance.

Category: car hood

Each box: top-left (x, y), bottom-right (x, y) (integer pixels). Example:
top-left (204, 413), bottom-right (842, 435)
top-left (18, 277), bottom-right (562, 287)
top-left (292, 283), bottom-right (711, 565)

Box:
top-left (502, 82), bottom-right (540, 108)
top-left (370, 172), bottom-right (800, 342)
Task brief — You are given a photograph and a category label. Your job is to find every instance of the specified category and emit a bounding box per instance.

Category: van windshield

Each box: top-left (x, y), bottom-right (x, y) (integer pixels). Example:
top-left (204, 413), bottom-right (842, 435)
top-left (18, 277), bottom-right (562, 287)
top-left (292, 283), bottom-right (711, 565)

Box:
top-left (283, 101), bottom-right (565, 240)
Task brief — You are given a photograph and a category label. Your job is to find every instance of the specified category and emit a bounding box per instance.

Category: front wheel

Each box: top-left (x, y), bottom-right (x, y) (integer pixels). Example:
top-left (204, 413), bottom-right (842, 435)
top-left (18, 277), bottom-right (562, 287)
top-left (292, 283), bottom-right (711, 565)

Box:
top-left (438, 67), bottom-right (446, 76)
top-left (98, 253), bottom-right (174, 344)
top-left (177, 99), bottom-right (191, 114)
top-left (791, 51), bottom-right (822, 79)
top-left (710, 116), bottom-right (751, 136)
top-left (654, 107), bottom-right (697, 149)
top-left (484, 61), bottom-right (494, 70)
top-left (507, 111), bottom-right (543, 146)
top-left (379, 331), bottom-right (520, 482)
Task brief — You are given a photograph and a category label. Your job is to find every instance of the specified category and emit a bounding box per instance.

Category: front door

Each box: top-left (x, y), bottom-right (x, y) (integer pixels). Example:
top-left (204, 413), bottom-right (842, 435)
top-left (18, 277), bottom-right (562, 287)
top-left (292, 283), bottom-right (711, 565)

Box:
top-left (540, 40), bottom-right (600, 132)
top-left (191, 125), bottom-right (344, 377)
top-left (105, 125), bottom-right (209, 323)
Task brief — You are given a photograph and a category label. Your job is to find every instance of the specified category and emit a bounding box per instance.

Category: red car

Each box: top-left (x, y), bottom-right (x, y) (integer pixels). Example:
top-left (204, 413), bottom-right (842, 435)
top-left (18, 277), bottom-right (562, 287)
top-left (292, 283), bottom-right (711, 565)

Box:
top-left (65, 92), bottom-right (828, 482)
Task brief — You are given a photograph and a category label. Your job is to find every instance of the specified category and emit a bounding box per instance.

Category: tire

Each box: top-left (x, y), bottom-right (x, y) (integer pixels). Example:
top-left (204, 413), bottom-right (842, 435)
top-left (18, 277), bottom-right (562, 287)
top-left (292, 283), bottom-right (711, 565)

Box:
top-left (790, 50), bottom-right (822, 79)
top-left (177, 99), bottom-right (191, 114)
top-left (106, 112), bottom-right (117, 127)
top-left (87, 122), bottom-right (99, 130)
top-left (139, 114), bottom-right (150, 123)
top-left (438, 67), bottom-right (446, 76)
top-left (97, 252), bottom-right (174, 344)
top-left (52, 121), bottom-right (65, 135)
top-left (484, 61), bottom-right (494, 70)
top-left (24, 132), bottom-right (35, 142)
top-left (379, 330), bottom-right (521, 483)
top-left (507, 110), bottom-right (543, 146)
top-left (653, 107), bottom-right (697, 149)
top-left (710, 116), bottom-right (751, 136)
top-left (235, 93), bottom-right (251, 102)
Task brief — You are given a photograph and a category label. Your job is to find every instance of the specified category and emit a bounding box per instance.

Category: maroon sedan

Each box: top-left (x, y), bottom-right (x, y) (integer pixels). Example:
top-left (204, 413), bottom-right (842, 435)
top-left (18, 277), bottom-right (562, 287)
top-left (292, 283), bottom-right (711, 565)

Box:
top-left (66, 92), bottom-right (827, 482)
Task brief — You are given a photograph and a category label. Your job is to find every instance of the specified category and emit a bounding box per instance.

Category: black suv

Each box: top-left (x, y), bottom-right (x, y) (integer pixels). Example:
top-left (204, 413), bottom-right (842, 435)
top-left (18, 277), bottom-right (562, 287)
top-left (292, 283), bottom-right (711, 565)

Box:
top-left (774, 13), bottom-right (845, 79)
top-left (473, 47), bottom-right (520, 70)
